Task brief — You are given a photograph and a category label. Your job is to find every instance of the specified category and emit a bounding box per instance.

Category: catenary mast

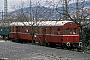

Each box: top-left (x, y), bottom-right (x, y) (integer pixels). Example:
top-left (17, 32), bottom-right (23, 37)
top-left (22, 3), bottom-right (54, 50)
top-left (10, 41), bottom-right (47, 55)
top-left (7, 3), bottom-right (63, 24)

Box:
top-left (4, 0), bottom-right (7, 21)
top-left (3, 0), bottom-right (8, 39)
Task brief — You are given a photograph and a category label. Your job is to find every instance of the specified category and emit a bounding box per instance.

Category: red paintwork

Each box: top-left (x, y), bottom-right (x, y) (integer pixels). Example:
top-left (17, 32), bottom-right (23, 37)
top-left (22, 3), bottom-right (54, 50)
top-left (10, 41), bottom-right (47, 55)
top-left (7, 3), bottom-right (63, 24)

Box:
top-left (9, 21), bottom-right (80, 45)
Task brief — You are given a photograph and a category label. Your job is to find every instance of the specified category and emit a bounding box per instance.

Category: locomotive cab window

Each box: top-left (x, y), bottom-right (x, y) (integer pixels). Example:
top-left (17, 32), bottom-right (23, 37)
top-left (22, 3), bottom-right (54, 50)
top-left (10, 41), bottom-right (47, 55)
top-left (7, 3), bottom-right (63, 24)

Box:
top-left (14, 26), bottom-right (16, 32)
top-left (65, 28), bottom-right (69, 34)
top-left (22, 27), bottom-right (24, 33)
top-left (58, 28), bottom-right (60, 35)
top-left (70, 28), bottom-right (72, 34)
top-left (39, 27), bottom-right (42, 34)
top-left (43, 27), bottom-right (46, 34)
top-left (10, 27), bottom-right (13, 32)
top-left (0, 28), bottom-right (2, 31)
top-left (50, 27), bottom-right (54, 34)
top-left (73, 28), bottom-right (77, 34)
top-left (25, 28), bottom-right (28, 33)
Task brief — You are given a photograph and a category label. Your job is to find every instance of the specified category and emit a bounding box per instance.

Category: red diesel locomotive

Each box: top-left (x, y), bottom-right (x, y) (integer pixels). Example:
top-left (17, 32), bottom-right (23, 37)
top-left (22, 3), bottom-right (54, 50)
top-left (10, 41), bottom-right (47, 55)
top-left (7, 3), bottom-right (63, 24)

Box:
top-left (9, 21), bottom-right (82, 48)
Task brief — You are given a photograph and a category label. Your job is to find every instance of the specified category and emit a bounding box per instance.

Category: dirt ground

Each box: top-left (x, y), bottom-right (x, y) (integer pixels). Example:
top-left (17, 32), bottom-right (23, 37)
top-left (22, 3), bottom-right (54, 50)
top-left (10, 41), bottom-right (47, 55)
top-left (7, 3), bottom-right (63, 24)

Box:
top-left (0, 40), bottom-right (90, 60)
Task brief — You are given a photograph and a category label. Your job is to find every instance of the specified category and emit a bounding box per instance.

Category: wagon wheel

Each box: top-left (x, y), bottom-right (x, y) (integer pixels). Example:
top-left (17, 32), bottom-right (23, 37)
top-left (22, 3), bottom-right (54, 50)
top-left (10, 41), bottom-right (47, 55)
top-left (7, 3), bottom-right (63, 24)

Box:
top-left (44, 38), bottom-right (50, 47)
top-left (37, 38), bottom-right (42, 46)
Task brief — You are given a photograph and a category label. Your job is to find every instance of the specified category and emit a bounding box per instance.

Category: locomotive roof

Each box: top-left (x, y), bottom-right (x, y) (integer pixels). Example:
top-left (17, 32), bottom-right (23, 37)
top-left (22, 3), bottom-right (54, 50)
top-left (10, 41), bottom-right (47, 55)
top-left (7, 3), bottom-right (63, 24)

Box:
top-left (10, 21), bottom-right (73, 26)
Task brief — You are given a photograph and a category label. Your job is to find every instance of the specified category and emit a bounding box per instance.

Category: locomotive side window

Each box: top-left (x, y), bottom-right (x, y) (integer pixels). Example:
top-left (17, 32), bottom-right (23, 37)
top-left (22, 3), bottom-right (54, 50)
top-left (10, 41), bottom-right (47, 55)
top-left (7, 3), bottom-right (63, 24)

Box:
top-left (58, 28), bottom-right (60, 35)
top-left (35, 27), bottom-right (38, 34)
top-left (73, 28), bottom-right (77, 34)
top-left (70, 28), bottom-right (72, 34)
top-left (21, 27), bottom-right (23, 32)
top-left (22, 27), bottom-right (26, 33)
top-left (50, 27), bottom-right (54, 34)
top-left (50, 27), bottom-right (51, 34)
top-left (22, 27), bottom-right (24, 33)
top-left (14, 26), bottom-right (16, 32)
top-left (39, 27), bottom-right (42, 34)
top-left (50, 27), bottom-right (52, 34)
top-left (65, 28), bottom-right (69, 34)
top-left (43, 27), bottom-right (46, 34)
top-left (38, 27), bottom-right (40, 34)
top-left (11, 27), bottom-right (13, 32)
top-left (25, 28), bottom-right (28, 33)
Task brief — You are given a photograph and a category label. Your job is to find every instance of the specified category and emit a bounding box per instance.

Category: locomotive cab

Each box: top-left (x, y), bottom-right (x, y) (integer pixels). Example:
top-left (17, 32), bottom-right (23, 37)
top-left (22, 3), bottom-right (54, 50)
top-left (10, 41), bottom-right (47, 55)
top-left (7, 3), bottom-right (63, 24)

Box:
top-left (60, 22), bottom-right (81, 48)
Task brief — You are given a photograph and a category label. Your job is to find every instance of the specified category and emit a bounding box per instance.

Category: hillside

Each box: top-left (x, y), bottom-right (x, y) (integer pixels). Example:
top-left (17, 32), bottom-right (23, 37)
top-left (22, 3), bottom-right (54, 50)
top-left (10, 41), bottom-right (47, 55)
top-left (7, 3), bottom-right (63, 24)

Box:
top-left (10, 0), bottom-right (90, 20)
top-left (70, 6), bottom-right (90, 19)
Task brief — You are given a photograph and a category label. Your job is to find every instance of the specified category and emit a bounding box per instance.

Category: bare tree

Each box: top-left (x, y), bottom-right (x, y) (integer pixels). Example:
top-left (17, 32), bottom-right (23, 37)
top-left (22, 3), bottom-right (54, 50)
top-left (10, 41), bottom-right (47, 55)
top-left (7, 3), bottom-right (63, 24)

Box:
top-left (57, 0), bottom-right (90, 50)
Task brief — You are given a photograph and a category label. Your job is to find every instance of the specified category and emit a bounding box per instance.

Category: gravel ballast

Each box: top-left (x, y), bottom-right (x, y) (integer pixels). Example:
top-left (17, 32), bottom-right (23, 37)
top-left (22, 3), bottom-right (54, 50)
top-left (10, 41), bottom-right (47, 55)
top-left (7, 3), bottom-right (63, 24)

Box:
top-left (0, 41), bottom-right (90, 60)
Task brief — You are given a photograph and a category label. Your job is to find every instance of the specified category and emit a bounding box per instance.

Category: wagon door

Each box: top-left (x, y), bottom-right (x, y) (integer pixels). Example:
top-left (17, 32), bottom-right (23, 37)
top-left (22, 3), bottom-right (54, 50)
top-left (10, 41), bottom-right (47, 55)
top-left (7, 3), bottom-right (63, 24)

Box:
top-left (16, 26), bottom-right (19, 39)
top-left (73, 28), bottom-right (79, 42)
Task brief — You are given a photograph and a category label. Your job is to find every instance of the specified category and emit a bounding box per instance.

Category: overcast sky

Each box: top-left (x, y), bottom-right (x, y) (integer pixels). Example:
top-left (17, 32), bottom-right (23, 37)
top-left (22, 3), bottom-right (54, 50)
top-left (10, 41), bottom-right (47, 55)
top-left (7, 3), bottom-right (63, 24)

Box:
top-left (0, 0), bottom-right (88, 12)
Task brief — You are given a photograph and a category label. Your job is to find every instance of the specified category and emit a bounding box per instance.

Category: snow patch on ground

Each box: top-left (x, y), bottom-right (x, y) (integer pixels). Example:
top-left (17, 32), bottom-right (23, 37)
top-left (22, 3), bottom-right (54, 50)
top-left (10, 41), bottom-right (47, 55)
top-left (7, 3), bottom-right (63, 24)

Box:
top-left (0, 40), bottom-right (10, 42)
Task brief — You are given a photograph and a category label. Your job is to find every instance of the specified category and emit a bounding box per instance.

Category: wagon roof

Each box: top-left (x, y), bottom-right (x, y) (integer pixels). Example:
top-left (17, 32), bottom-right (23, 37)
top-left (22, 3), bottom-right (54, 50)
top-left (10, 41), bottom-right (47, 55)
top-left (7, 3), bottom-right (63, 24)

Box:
top-left (10, 21), bottom-right (73, 26)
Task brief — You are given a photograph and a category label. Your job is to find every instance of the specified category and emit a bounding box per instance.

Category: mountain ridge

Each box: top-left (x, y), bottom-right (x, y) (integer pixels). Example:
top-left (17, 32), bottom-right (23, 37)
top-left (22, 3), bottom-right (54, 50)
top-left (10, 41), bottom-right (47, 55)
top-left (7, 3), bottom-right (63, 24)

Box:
top-left (11, 0), bottom-right (90, 19)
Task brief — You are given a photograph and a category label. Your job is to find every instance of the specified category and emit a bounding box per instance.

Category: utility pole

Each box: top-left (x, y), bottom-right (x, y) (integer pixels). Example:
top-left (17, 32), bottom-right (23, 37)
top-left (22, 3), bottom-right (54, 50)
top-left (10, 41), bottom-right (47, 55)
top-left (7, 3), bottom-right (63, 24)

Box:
top-left (76, 0), bottom-right (79, 20)
top-left (29, 0), bottom-right (34, 44)
top-left (65, 0), bottom-right (68, 20)
top-left (2, 10), bottom-right (4, 21)
top-left (63, 0), bottom-right (68, 20)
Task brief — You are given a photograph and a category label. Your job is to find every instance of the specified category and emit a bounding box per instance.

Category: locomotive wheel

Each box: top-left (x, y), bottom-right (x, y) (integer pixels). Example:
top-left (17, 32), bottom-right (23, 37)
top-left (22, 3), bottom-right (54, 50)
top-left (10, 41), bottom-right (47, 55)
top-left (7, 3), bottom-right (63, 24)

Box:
top-left (2, 35), bottom-right (5, 39)
top-left (44, 42), bottom-right (49, 47)
top-left (34, 41), bottom-right (38, 45)
top-left (36, 41), bottom-right (42, 46)
top-left (49, 42), bottom-right (56, 48)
